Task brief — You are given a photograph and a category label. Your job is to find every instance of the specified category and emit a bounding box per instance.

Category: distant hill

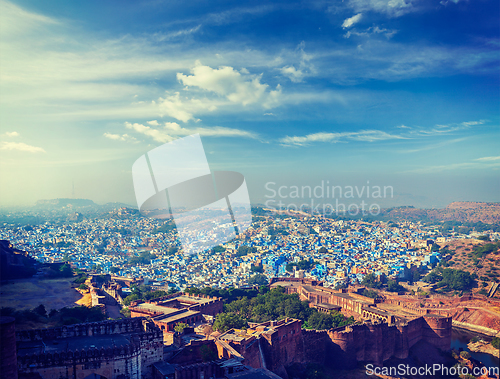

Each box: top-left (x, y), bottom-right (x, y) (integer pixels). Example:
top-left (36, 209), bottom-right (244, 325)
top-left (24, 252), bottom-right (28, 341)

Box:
top-left (101, 202), bottom-right (137, 211)
top-left (440, 238), bottom-right (500, 278)
top-left (105, 207), bottom-right (141, 219)
top-left (379, 202), bottom-right (500, 224)
top-left (36, 198), bottom-right (95, 208)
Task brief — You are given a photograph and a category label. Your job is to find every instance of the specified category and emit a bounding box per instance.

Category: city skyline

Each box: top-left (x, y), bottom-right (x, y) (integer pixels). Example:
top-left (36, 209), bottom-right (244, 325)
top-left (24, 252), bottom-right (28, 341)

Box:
top-left (0, 0), bottom-right (499, 209)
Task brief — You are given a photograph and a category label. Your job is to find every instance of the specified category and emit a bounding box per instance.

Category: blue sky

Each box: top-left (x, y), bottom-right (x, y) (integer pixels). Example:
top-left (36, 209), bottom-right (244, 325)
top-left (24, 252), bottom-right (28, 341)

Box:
top-left (0, 0), bottom-right (498, 209)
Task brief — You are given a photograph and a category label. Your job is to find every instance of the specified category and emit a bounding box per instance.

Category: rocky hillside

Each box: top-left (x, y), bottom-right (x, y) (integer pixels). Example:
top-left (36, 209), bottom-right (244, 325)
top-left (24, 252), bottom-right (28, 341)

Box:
top-left (380, 202), bottom-right (500, 224)
top-left (0, 240), bottom-right (38, 281)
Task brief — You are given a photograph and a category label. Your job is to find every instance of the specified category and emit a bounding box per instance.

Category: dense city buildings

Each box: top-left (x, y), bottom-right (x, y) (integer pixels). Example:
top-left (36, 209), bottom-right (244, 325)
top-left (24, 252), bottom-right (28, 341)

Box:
top-left (4, 207), bottom-right (496, 292)
top-left (1, 206), bottom-right (499, 378)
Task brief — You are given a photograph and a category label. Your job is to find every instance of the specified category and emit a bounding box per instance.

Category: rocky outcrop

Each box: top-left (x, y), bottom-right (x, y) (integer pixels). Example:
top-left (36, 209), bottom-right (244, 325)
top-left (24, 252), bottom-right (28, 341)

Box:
top-left (0, 240), bottom-right (37, 281)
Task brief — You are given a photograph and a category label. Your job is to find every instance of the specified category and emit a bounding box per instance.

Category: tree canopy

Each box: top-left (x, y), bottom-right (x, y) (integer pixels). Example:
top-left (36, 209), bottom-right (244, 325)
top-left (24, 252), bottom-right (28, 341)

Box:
top-left (215, 286), bottom-right (355, 331)
top-left (128, 251), bottom-right (157, 265)
top-left (248, 274), bottom-right (268, 286)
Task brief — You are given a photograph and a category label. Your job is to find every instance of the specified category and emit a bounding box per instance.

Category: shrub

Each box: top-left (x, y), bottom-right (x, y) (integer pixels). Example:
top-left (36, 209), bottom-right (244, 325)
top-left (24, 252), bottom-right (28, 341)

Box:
top-left (460, 351), bottom-right (471, 360)
top-left (174, 322), bottom-right (189, 333)
top-left (491, 337), bottom-right (500, 349)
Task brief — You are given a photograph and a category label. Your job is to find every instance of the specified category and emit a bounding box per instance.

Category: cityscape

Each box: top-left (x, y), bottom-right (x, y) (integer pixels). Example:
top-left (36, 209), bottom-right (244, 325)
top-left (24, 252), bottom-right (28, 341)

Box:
top-left (2, 205), bottom-right (496, 291)
top-left (1, 0), bottom-right (499, 378)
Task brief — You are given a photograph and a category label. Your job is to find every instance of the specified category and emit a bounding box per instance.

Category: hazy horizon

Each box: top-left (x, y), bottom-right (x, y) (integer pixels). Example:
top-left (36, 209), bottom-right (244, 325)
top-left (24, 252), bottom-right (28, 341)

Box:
top-left (0, 0), bottom-right (499, 210)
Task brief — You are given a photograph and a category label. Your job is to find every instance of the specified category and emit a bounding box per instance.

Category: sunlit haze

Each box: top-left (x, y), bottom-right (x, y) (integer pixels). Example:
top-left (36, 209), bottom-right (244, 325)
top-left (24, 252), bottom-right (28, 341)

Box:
top-left (0, 0), bottom-right (499, 209)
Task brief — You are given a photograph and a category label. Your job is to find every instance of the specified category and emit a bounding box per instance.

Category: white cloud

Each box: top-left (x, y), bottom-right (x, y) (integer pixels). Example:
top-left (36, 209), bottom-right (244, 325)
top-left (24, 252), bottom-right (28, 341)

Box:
top-left (125, 121), bottom-right (258, 143)
top-left (344, 25), bottom-right (397, 39)
top-left (152, 62), bottom-right (284, 122)
top-left (342, 13), bottom-right (363, 28)
top-left (0, 1), bottom-right (58, 36)
top-left (411, 120), bottom-right (486, 136)
top-left (346, 0), bottom-right (413, 17)
top-left (407, 159), bottom-right (500, 173)
top-left (153, 25), bottom-right (202, 42)
top-left (158, 92), bottom-right (217, 123)
top-left (4, 131), bottom-right (19, 137)
top-left (280, 66), bottom-right (304, 83)
top-left (177, 61), bottom-right (270, 106)
top-left (475, 156), bottom-right (500, 162)
top-left (279, 42), bottom-right (316, 83)
top-left (103, 133), bottom-right (137, 143)
top-left (280, 130), bottom-right (406, 146)
top-left (398, 137), bottom-right (467, 153)
top-left (0, 141), bottom-right (45, 153)
top-left (125, 122), bottom-right (173, 143)
top-left (280, 119), bottom-right (485, 147)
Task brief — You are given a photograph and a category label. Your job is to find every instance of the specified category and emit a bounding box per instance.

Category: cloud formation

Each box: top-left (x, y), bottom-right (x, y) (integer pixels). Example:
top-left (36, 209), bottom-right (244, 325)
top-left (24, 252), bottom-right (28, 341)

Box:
top-left (281, 119), bottom-right (488, 147)
top-left (344, 26), bottom-right (397, 39)
top-left (475, 156), bottom-right (500, 162)
top-left (103, 133), bottom-right (137, 143)
top-left (125, 121), bottom-right (258, 143)
top-left (280, 66), bottom-right (304, 83)
top-left (0, 141), bottom-right (45, 153)
top-left (177, 61), bottom-right (276, 106)
top-left (346, 0), bottom-right (413, 17)
top-left (407, 159), bottom-right (500, 173)
top-left (279, 42), bottom-right (315, 83)
top-left (342, 13), bottom-right (363, 28)
top-left (280, 130), bottom-right (406, 146)
top-left (410, 120), bottom-right (486, 136)
top-left (4, 131), bottom-right (19, 137)
top-left (153, 62), bottom-right (283, 122)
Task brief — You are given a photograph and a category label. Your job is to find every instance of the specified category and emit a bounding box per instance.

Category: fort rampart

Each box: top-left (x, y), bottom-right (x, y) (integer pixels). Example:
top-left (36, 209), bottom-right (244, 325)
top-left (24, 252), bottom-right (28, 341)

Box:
top-left (16, 318), bottom-right (164, 379)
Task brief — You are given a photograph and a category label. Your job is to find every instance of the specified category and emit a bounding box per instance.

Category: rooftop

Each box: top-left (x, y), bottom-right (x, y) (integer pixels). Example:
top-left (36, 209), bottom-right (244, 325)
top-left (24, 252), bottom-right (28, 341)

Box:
top-left (17, 334), bottom-right (132, 357)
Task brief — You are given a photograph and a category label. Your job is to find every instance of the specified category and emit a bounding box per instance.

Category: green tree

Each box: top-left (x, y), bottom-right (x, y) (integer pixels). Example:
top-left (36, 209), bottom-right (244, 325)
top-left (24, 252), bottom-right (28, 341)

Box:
top-left (213, 313), bottom-right (247, 332)
top-left (362, 273), bottom-right (382, 289)
top-left (423, 270), bottom-right (441, 284)
top-left (123, 293), bottom-right (140, 306)
top-left (212, 246), bottom-right (226, 253)
top-left (33, 304), bottom-right (47, 318)
top-left (58, 263), bottom-right (74, 277)
top-left (236, 246), bottom-right (256, 257)
top-left (174, 322), bottom-right (189, 333)
top-left (412, 270), bottom-right (421, 283)
top-left (362, 289), bottom-right (378, 298)
top-left (128, 252), bottom-right (157, 265)
top-left (120, 308), bottom-right (131, 318)
top-left (491, 337), bottom-right (500, 349)
top-left (248, 274), bottom-right (268, 286)
top-left (166, 246), bottom-right (178, 255)
top-left (460, 351), bottom-right (471, 360)
top-left (331, 311), bottom-right (355, 328)
top-left (251, 264), bottom-right (264, 273)
top-left (307, 312), bottom-right (333, 330)
top-left (153, 221), bottom-right (176, 234)
top-left (387, 280), bottom-right (406, 293)
top-left (441, 269), bottom-right (474, 291)
top-left (73, 274), bottom-right (87, 284)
